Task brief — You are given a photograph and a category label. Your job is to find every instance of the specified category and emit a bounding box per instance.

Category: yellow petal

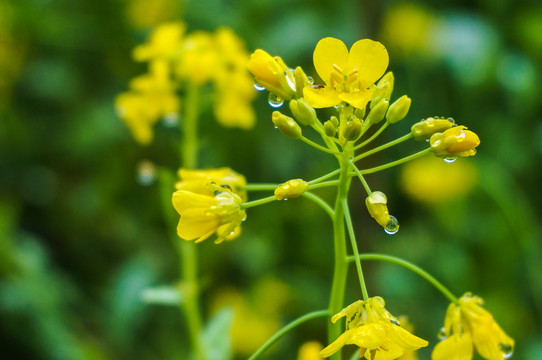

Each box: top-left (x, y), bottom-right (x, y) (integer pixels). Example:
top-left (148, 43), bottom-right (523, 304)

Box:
top-left (338, 88), bottom-right (374, 109)
top-left (177, 208), bottom-right (220, 241)
top-left (347, 39), bottom-right (389, 88)
top-left (172, 190), bottom-right (215, 214)
top-left (313, 37), bottom-right (349, 85)
top-left (303, 86), bottom-right (342, 108)
top-left (431, 333), bottom-right (473, 360)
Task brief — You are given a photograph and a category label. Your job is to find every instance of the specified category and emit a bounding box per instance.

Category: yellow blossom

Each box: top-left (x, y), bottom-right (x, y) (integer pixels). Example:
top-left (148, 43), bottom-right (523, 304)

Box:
top-left (172, 185), bottom-right (246, 243)
top-left (247, 49), bottom-right (296, 100)
top-left (125, 0), bottom-right (181, 30)
top-left (303, 37), bottom-right (389, 109)
top-left (175, 167), bottom-right (247, 201)
top-left (430, 126), bottom-right (480, 158)
top-left (298, 341), bottom-right (325, 360)
top-left (321, 297), bottom-right (428, 359)
top-left (176, 31), bottom-right (216, 85)
top-left (397, 316), bottom-right (421, 360)
top-left (432, 293), bottom-right (514, 360)
top-left (274, 179), bottom-right (309, 200)
top-left (132, 22), bottom-right (185, 61)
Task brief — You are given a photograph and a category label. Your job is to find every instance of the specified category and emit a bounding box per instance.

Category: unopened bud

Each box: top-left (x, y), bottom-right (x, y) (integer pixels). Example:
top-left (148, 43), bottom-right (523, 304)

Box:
top-left (330, 116), bottom-right (339, 128)
top-left (289, 98), bottom-right (316, 126)
top-left (294, 66), bottom-right (310, 97)
top-left (324, 120), bottom-right (337, 137)
top-left (430, 126), bottom-right (480, 158)
top-left (354, 106), bottom-right (366, 120)
top-left (365, 191), bottom-right (391, 228)
top-left (366, 99), bottom-right (389, 125)
top-left (342, 117), bottom-right (363, 142)
top-left (411, 117), bottom-right (455, 141)
top-left (387, 95), bottom-right (411, 124)
top-left (274, 179), bottom-right (309, 200)
top-left (272, 111), bottom-right (302, 139)
top-left (371, 72), bottom-right (394, 109)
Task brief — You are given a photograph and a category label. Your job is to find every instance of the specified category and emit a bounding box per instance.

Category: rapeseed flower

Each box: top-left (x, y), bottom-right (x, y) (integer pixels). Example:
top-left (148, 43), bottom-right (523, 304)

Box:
top-left (321, 297), bottom-right (428, 359)
top-left (175, 167), bottom-right (247, 201)
top-left (430, 126), bottom-right (480, 158)
top-left (133, 22), bottom-right (185, 61)
top-left (247, 49), bottom-right (296, 100)
top-left (432, 293), bottom-right (514, 360)
top-left (304, 37), bottom-right (389, 109)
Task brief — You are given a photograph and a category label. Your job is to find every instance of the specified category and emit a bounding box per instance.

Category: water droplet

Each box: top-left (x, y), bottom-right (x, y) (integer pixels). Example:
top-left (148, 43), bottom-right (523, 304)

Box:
top-left (447, 117), bottom-right (455, 124)
top-left (390, 318), bottom-right (400, 326)
top-left (384, 216), bottom-right (399, 235)
top-left (307, 76), bottom-right (314, 85)
top-left (437, 327), bottom-right (447, 340)
top-left (162, 113), bottom-right (179, 128)
top-left (268, 93), bottom-right (284, 108)
top-left (253, 81), bottom-right (265, 91)
top-left (444, 157), bottom-right (457, 163)
top-left (284, 69), bottom-right (296, 91)
top-left (425, 139), bottom-right (430, 143)
top-left (499, 344), bottom-right (513, 359)
top-left (137, 160), bottom-right (156, 186)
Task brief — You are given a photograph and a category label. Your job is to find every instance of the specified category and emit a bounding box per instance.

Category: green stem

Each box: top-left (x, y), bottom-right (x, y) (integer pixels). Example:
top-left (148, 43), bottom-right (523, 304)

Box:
top-left (350, 148), bottom-right (432, 176)
top-left (342, 199), bottom-right (369, 300)
top-left (302, 192), bottom-right (334, 219)
top-left (354, 121), bottom-right (389, 150)
top-left (353, 133), bottom-right (413, 163)
top-left (308, 180), bottom-right (339, 190)
top-left (308, 169), bottom-right (340, 185)
top-left (247, 310), bottom-right (329, 360)
top-left (349, 161), bottom-right (372, 195)
top-left (300, 135), bottom-right (341, 155)
top-left (182, 81), bottom-right (199, 169)
top-left (241, 184), bottom-right (279, 191)
top-left (241, 195), bottom-right (277, 209)
top-left (347, 253), bottom-right (458, 304)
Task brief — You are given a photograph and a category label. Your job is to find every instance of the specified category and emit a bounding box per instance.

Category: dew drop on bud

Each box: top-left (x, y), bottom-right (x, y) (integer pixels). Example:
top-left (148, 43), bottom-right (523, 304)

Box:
top-left (253, 81), bottom-right (265, 91)
top-left (437, 327), bottom-right (447, 340)
top-left (499, 344), bottom-right (513, 359)
top-left (384, 216), bottom-right (399, 235)
top-left (390, 318), bottom-right (400, 326)
top-left (307, 76), bottom-right (314, 85)
top-left (444, 157), bottom-right (457, 163)
top-left (268, 93), bottom-right (284, 108)
top-left (284, 69), bottom-right (296, 91)
top-left (137, 160), bottom-right (156, 186)
top-left (162, 113), bottom-right (179, 128)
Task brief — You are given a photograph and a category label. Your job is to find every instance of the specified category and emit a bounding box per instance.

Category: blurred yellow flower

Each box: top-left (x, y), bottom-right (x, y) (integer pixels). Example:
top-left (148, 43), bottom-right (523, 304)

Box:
top-left (430, 126), bottom-right (480, 158)
top-left (433, 293), bottom-right (514, 360)
top-left (175, 167), bottom-right (247, 201)
top-left (125, 0), bottom-right (181, 30)
top-left (133, 22), bottom-right (185, 61)
top-left (176, 31), bottom-right (216, 85)
top-left (400, 156), bottom-right (478, 205)
top-left (298, 341), bottom-right (325, 360)
top-left (321, 297), bottom-right (428, 359)
top-left (303, 37), bottom-right (389, 109)
top-left (172, 185), bottom-right (246, 243)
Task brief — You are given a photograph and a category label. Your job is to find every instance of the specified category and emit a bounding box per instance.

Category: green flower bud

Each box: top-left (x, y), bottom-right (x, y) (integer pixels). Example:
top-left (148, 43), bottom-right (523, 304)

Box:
top-left (272, 111), bottom-right (302, 139)
top-left (365, 191), bottom-right (391, 228)
top-left (330, 116), bottom-right (339, 128)
top-left (342, 117), bottom-right (363, 142)
top-left (324, 120), bottom-right (337, 137)
top-left (411, 117), bottom-right (455, 141)
top-left (289, 98), bottom-right (316, 126)
top-left (274, 179), bottom-right (308, 200)
top-left (354, 106), bottom-right (366, 120)
top-left (387, 95), bottom-right (411, 124)
top-left (294, 66), bottom-right (310, 97)
top-left (366, 99), bottom-right (389, 125)
top-left (371, 72), bottom-right (394, 109)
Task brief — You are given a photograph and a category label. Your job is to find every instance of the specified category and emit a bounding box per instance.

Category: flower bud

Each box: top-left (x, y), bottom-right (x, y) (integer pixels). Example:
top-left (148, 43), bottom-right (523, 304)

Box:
top-left (366, 99), bottom-right (389, 125)
top-left (294, 66), bottom-right (310, 97)
top-left (330, 116), bottom-right (339, 128)
top-left (342, 117), bottom-right (363, 142)
top-left (430, 126), bottom-right (480, 158)
top-left (272, 111), bottom-right (302, 139)
top-left (365, 191), bottom-right (391, 228)
top-left (411, 117), bottom-right (455, 141)
top-left (387, 95), bottom-right (411, 124)
top-left (248, 49), bottom-right (295, 100)
top-left (274, 179), bottom-right (309, 200)
top-left (289, 98), bottom-right (316, 126)
top-left (371, 72), bottom-right (394, 109)
top-left (354, 106), bottom-right (366, 120)
top-left (324, 120), bottom-right (337, 137)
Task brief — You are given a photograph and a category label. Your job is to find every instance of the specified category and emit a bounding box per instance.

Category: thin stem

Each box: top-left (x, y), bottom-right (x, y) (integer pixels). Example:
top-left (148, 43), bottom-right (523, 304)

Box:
top-left (354, 121), bottom-right (389, 150)
top-left (182, 81), bottom-right (199, 169)
top-left (350, 148), bottom-right (432, 176)
top-left (353, 133), bottom-right (413, 163)
top-left (347, 253), bottom-right (458, 304)
top-left (241, 184), bottom-right (279, 191)
top-left (300, 135), bottom-right (341, 155)
top-left (308, 180), bottom-right (339, 190)
top-left (302, 192), bottom-right (334, 219)
top-left (308, 169), bottom-right (340, 185)
top-left (241, 195), bottom-right (276, 209)
top-left (349, 161), bottom-right (372, 195)
top-left (247, 310), bottom-right (329, 360)
top-left (342, 199), bottom-right (369, 300)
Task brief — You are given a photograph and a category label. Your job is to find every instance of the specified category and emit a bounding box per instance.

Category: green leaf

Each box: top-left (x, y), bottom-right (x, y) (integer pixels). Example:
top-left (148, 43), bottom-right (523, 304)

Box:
top-left (202, 307), bottom-right (234, 360)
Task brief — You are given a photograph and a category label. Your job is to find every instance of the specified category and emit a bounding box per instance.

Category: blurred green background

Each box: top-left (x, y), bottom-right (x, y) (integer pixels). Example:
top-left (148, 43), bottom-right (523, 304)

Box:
top-left (1, 0), bottom-right (541, 359)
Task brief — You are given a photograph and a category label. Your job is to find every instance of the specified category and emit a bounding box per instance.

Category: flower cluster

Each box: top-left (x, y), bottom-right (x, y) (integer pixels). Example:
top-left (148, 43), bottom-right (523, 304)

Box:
top-left (320, 297), bottom-right (428, 359)
top-left (116, 22), bottom-right (255, 145)
top-left (433, 293), bottom-right (514, 360)
top-left (172, 168), bottom-right (247, 243)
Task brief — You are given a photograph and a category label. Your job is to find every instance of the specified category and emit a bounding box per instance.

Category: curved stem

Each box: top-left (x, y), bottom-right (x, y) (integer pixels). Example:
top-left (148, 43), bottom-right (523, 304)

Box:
top-left (350, 148), bottom-right (432, 177)
top-left (353, 133), bottom-right (413, 163)
top-left (241, 195), bottom-right (276, 209)
top-left (300, 135), bottom-right (341, 155)
top-left (354, 121), bottom-right (389, 150)
top-left (308, 180), bottom-right (339, 190)
top-left (342, 199), bottom-right (369, 300)
top-left (248, 310), bottom-right (329, 360)
top-left (349, 161), bottom-right (372, 195)
top-left (308, 169), bottom-right (340, 185)
top-left (347, 253), bottom-right (458, 304)
top-left (302, 192), bottom-right (335, 219)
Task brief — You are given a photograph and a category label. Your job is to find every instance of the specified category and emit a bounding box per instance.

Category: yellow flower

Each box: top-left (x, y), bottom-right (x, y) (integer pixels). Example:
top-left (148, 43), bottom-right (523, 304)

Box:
top-left (321, 297), bottom-right (428, 359)
top-left (247, 49), bottom-right (296, 100)
top-left (176, 31), bottom-right (217, 85)
top-left (175, 167), bottom-right (247, 201)
top-left (397, 316), bottom-right (421, 360)
top-left (133, 22), bottom-right (185, 61)
top-left (125, 0), bottom-right (181, 30)
top-left (303, 37), bottom-right (389, 109)
top-left (274, 179), bottom-right (309, 200)
top-left (432, 293), bottom-right (514, 360)
top-left (430, 126), bottom-right (480, 158)
top-left (298, 341), bottom-right (325, 360)
top-left (172, 185), bottom-right (246, 243)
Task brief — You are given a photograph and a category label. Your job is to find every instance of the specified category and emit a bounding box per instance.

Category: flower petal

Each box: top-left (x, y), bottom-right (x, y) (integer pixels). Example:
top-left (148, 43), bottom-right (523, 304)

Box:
top-left (347, 39), bottom-right (389, 89)
top-left (172, 190), bottom-right (215, 214)
top-left (303, 86), bottom-right (342, 108)
top-left (432, 333), bottom-right (473, 360)
top-left (177, 208), bottom-right (220, 241)
top-left (338, 88), bottom-right (374, 109)
top-left (313, 37), bottom-right (349, 85)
